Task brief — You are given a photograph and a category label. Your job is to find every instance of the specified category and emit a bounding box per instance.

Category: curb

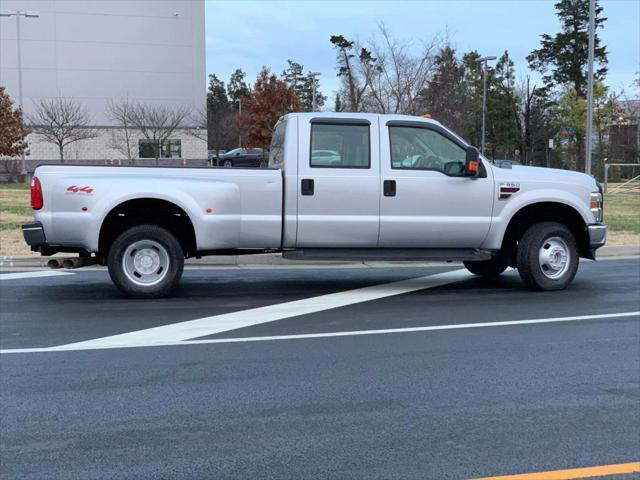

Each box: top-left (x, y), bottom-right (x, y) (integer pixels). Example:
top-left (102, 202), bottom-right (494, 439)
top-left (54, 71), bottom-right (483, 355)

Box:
top-left (1, 244), bottom-right (638, 268)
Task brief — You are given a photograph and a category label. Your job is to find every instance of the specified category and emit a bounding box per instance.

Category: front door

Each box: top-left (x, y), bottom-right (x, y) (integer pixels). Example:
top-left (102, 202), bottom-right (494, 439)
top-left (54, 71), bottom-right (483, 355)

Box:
top-left (379, 122), bottom-right (494, 248)
top-left (296, 117), bottom-right (380, 247)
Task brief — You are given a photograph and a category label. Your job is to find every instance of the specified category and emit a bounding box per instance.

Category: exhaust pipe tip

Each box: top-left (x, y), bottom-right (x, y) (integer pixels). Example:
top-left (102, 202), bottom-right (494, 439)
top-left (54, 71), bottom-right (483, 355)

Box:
top-left (47, 259), bottom-right (61, 269)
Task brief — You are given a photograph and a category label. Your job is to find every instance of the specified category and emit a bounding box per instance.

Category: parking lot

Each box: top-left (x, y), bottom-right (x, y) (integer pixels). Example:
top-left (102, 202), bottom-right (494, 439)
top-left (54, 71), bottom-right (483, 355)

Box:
top-left (1, 258), bottom-right (639, 479)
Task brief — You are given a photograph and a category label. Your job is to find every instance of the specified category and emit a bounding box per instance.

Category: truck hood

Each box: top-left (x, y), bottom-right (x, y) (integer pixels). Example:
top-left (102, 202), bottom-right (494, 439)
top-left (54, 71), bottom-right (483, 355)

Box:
top-left (501, 164), bottom-right (598, 190)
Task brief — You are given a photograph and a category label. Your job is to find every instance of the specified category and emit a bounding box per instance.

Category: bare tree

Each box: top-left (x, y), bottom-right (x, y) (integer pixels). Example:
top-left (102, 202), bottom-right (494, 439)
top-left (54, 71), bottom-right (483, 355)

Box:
top-left (361, 24), bottom-right (438, 114)
top-left (29, 97), bottom-right (98, 161)
top-left (127, 102), bottom-right (191, 164)
top-left (106, 97), bottom-right (137, 163)
top-left (331, 25), bottom-right (438, 114)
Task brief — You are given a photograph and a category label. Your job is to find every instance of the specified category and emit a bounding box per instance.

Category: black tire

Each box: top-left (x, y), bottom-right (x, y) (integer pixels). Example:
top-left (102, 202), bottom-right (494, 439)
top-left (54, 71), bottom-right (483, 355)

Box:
top-left (463, 259), bottom-right (508, 277)
top-left (223, 160), bottom-right (233, 168)
top-left (108, 225), bottom-right (184, 298)
top-left (516, 222), bottom-right (579, 291)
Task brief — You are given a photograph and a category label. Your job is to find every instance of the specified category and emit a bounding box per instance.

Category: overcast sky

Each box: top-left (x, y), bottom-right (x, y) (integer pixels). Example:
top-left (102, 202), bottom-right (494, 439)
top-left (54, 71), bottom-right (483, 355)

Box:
top-left (205, 0), bottom-right (639, 105)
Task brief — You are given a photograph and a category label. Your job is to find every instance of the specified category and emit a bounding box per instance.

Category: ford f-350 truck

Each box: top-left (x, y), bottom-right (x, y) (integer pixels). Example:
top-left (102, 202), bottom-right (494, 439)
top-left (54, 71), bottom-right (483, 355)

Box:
top-left (23, 113), bottom-right (607, 298)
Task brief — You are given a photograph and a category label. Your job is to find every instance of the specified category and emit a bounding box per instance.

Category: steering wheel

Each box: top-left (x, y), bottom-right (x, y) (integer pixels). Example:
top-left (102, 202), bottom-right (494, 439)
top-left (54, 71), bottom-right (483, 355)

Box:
top-left (415, 155), bottom-right (440, 169)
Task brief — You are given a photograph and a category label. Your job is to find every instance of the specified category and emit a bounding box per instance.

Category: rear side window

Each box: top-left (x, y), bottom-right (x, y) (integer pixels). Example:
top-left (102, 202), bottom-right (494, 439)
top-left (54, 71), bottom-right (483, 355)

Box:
top-left (310, 123), bottom-right (370, 168)
top-left (269, 121), bottom-right (286, 168)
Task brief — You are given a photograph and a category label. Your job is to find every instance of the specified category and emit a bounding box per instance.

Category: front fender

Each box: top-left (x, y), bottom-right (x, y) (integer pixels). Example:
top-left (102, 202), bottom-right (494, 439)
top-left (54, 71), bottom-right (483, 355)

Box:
top-left (482, 188), bottom-right (592, 250)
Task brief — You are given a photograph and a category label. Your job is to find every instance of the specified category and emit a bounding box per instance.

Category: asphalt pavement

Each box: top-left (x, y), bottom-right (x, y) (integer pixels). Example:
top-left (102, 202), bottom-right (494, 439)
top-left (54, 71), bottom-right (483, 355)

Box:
top-left (1, 259), bottom-right (639, 479)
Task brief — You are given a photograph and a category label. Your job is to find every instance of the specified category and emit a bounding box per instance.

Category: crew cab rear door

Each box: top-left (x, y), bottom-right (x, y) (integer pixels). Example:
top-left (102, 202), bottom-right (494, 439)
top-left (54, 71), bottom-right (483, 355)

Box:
top-left (379, 120), bottom-right (494, 248)
top-left (296, 116), bottom-right (380, 247)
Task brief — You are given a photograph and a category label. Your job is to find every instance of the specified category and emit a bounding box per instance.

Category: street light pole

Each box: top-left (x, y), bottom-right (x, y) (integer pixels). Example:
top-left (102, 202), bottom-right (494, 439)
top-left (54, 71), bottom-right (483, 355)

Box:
top-left (0, 10), bottom-right (40, 176)
top-left (308, 71), bottom-right (321, 111)
top-left (237, 98), bottom-right (242, 148)
top-left (478, 55), bottom-right (496, 156)
top-left (585, 0), bottom-right (596, 175)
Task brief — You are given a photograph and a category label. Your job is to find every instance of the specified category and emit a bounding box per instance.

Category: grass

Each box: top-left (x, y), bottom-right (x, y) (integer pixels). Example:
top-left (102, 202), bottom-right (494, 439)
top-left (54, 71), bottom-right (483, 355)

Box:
top-left (0, 183), bottom-right (29, 190)
top-left (604, 194), bottom-right (640, 235)
top-left (0, 183), bottom-right (34, 256)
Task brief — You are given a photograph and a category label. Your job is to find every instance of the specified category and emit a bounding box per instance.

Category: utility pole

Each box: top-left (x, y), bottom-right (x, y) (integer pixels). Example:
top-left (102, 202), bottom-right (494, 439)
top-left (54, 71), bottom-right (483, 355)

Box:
top-left (479, 56), bottom-right (496, 155)
top-left (585, 0), bottom-right (596, 175)
top-left (0, 9), bottom-right (40, 176)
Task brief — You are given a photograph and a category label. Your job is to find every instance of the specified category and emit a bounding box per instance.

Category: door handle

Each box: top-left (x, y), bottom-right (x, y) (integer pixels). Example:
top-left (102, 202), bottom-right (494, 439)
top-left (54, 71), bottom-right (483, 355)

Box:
top-left (301, 178), bottom-right (314, 196)
top-left (383, 180), bottom-right (396, 197)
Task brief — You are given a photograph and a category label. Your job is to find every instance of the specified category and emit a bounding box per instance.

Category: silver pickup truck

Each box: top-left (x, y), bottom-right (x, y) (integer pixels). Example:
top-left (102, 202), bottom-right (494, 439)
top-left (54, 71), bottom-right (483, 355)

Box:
top-left (23, 112), bottom-right (606, 298)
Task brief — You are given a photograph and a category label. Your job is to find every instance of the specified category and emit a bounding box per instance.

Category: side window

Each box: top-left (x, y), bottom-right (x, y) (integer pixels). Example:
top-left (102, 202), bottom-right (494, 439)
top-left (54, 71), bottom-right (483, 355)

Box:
top-left (310, 123), bottom-right (370, 168)
top-left (389, 126), bottom-right (466, 176)
top-left (269, 121), bottom-right (286, 168)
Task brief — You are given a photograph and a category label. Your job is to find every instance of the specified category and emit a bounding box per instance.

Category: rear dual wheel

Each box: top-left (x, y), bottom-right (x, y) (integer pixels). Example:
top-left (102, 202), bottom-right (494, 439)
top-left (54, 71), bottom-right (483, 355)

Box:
top-left (108, 225), bottom-right (184, 298)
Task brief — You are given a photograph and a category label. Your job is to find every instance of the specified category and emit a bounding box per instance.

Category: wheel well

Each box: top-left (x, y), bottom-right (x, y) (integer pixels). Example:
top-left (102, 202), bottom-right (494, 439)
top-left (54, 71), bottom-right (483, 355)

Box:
top-left (99, 199), bottom-right (196, 258)
top-left (501, 202), bottom-right (590, 265)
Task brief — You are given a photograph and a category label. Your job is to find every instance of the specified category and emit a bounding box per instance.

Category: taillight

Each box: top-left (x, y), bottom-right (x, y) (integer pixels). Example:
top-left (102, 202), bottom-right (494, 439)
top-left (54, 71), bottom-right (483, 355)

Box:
top-left (31, 176), bottom-right (43, 210)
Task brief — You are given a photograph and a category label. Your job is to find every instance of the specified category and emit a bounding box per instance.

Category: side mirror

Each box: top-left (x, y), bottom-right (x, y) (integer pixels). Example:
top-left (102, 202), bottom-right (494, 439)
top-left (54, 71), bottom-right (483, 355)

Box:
top-left (465, 146), bottom-right (481, 177)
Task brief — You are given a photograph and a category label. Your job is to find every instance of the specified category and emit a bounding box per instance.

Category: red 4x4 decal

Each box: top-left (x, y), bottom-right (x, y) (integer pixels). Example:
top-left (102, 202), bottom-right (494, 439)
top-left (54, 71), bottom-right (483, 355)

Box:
top-left (67, 185), bottom-right (94, 194)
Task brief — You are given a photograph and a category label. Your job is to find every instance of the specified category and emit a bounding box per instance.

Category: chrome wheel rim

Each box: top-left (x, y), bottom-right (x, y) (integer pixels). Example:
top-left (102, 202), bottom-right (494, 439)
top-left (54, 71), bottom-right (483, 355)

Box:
top-left (122, 240), bottom-right (170, 287)
top-left (538, 236), bottom-right (570, 279)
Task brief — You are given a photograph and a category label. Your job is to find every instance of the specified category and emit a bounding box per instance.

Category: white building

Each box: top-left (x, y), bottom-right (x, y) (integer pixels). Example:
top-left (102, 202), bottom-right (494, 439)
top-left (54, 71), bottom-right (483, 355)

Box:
top-left (0, 0), bottom-right (207, 161)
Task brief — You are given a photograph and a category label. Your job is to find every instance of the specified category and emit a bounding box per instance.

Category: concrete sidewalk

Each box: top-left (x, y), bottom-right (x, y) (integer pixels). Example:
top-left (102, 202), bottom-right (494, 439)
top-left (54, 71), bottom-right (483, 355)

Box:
top-left (1, 244), bottom-right (638, 268)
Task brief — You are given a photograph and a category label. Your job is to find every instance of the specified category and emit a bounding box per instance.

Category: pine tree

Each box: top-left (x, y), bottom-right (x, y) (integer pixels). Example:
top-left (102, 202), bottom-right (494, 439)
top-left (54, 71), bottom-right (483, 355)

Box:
top-left (228, 69), bottom-right (251, 110)
top-left (282, 60), bottom-right (305, 100)
top-left (419, 46), bottom-right (466, 133)
top-left (207, 74), bottom-right (235, 152)
top-left (334, 94), bottom-right (343, 112)
top-left (486, 51), bottom-right (520, 159)
top-left (527, 0), bottom-right (608, 170)
top-left (527, 0), bottom-right (607, 98)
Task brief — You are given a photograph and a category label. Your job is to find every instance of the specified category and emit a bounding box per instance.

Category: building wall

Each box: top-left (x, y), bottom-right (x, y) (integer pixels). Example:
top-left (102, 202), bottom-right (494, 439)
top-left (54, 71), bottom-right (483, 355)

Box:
top-left (0, 0), bottom-right (207, 160)
top-left (25, 128), bottom-right (207, 161)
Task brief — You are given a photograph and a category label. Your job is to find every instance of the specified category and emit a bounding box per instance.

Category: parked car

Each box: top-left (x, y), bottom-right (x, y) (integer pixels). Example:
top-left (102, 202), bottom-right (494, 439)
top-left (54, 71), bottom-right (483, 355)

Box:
top-left (207, 150), bottom-right (227, 162)
top-left (23, 112), bottom-right (606, 298)
top-left (495, 159), bottom-right (522, 169)
top-left (217, 148), bottom-right (268, 168)
top-left (311, 150), bottom-right (341, 166)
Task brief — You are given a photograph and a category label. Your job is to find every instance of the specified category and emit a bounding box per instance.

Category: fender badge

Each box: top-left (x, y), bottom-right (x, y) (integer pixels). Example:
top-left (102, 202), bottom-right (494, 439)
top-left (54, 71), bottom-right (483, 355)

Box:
top-left (499, 182), bottom-right (520, 200)
top-left (66, 185), bottom-right (94, 195)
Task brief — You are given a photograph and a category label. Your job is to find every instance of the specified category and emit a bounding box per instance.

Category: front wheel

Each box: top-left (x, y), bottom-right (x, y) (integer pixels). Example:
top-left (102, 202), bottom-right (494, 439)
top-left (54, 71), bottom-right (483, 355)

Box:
top-left (108, 225), bottom-right (184, 298)
top-left (516, 222), bottom-right (579, 291)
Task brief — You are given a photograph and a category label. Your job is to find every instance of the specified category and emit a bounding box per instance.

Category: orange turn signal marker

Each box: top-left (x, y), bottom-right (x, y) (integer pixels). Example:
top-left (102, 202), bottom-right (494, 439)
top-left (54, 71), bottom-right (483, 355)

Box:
top-left (205, 208), bottom-right (213, 214)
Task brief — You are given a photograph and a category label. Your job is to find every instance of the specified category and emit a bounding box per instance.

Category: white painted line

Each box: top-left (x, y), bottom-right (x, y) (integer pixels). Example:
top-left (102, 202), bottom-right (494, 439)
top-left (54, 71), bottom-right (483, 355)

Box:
top-left (0, 270), bottom-right (75, 281)
top-left (1, 311), bottom-right (637, 355)
top-left (49, 268), bottom-right (472, 350)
